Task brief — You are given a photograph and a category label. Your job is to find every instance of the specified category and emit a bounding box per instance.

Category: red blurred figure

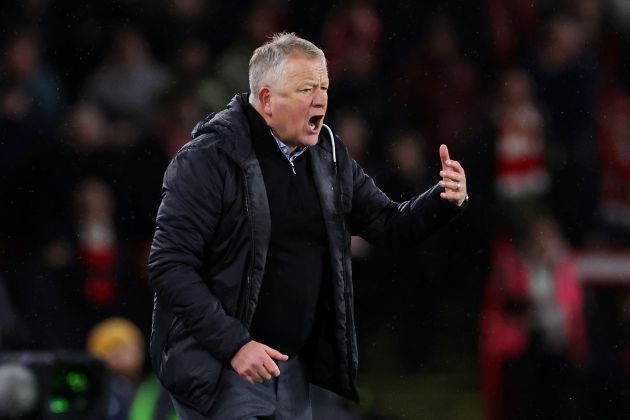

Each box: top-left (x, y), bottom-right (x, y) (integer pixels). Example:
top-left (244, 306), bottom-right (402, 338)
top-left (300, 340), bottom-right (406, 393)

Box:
top-left (592, 90), bottom-right (630, 244)
top-left (480, 215), bottom-right (586, 420)
top-left (322, 0), bottom-right (383, 80)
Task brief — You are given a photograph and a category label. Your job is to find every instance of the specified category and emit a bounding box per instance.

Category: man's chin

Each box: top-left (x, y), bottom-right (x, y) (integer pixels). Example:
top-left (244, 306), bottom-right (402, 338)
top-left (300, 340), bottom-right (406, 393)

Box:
top-left (301, 134), bottom-right (320, 147)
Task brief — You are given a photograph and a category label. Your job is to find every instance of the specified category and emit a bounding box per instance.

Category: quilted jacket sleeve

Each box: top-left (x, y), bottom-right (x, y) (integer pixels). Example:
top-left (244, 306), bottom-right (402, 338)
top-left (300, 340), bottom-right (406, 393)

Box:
top-left (348, 156), bottom-right (465, 248)
top-left (148, 145), bottom-right (249, 364)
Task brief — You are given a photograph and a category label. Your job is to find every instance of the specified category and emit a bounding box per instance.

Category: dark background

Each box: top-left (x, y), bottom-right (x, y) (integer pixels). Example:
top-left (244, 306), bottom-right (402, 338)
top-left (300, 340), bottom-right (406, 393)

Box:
top-left (2, 0), bottom-right (630, 419)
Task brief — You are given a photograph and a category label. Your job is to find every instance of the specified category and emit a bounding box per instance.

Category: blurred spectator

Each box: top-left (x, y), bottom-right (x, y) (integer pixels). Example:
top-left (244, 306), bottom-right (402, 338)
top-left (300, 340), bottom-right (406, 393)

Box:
top-left (157, 0), bottom-right (212, 60)
top-left (393, 14), bottom-right (480, 150)
top-left (565, 0), bottom-right (606, 40)
top-left (82, 27), bottom-right (169, 127)
top-left (73, 178), bottom-right (152, 334)
top-left (95, 116), bottom-right (168, 244)
top-left (3, 2), bottom-right (630, 418)
top-left (4, 100), bottom-right (163, 343)
top-left (155, 0), bottom-right (246, 60)
top-left (75, 179), bottom-right (120, 311)
top-left (460, 68), bottom-right (551, 247)
top-left (486, 0), bottom-right (539, 69)
top-left (33, 0), bottom-right (139, 101)
top-left (155, 89), bottom-right (205, 158)
top-left (173, 40), bottom-right (210, 85)
top-left (322, 0), bottom-right (385, 135)
top-left (589, 90), bottom-right (630, 245)
top-left (492, 69), bottom-right (551, 235)
top-left (322, 0), bottom-right (382, 81)
top-left (380, 130), bottom-right (434, 200)
top-left (528, 15), bottom-right (594, 121)
top-left (333, 108), bottom-right (372, 167)
top-left (129, 374), bottom-right (178, 420)
top-left (208, 1), bottom-right (288, 112)
top-left (5, 104), bottom-right (110, 251)
top-left (370, 131), bottom-right (448, 372)
top-left (12, 101), bottom-right (165, 245)
top-left (6, 176), bottom-right (152, 350)
top-left (527, 15), bottom-right (600, 245)
top-left (479, 215), bottom-right (586, 420)
top-left (87, 318), bottom-right (147, 420)
top-left (0, 26), bottom-right (65, 125)
top-left (170, 40), bottom-right (229, 112)
top-left (228, 1), bottom-right (288, 87)
top-left (0, 78), bottom-right (48, 171)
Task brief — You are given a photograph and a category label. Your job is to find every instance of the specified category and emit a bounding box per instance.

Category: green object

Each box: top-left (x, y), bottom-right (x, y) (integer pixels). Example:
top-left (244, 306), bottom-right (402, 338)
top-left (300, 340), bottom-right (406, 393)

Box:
top-left (49, 397), bottom-right (70, 413)
top-left (66, 371), bottom-right (88, 392)
top-left (130, 375), bottom-right (178, 420)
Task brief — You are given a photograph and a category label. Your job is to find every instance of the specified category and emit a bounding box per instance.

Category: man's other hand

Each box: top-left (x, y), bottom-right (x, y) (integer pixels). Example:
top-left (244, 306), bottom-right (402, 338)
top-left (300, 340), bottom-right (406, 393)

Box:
top-left (230, 340), bottom-right (289, 384)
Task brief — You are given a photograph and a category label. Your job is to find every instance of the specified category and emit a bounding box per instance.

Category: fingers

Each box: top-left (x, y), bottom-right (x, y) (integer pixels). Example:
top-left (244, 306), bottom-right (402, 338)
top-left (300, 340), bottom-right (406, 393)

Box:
top-left (231, 340), bottom-right (285, 384)
top-left (263, 359), bottom-right (281, 378)
top-left (245, 356), bottom-right (281, 383)
top-left (446, 158), bottom-right (464, 173)
top-left (439, 170), bottom-right (464, 182)
top-left (438, 180), bottom-right (462, 191)
top-left (264, 345), bottom-right (289, 362)
top-left (437, 146), bottom-right (468, 206)
top-left (240, 358), bottom-right (276, 384)
top-left (244, 370), bottom-right (266, 384)
top-left (440, 190), bottom-right (467, 201)
top-left (440, 156), bottom-right (466, 187)
top-left (440, 158), bottom-right (464, 177)
top-left (439, 144), bottom-right (450, 170)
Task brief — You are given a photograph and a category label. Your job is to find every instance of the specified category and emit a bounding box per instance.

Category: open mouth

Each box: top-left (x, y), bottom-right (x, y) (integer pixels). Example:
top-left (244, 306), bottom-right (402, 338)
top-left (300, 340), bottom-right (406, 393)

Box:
top-left (308, 115), bottom-right (324, 131)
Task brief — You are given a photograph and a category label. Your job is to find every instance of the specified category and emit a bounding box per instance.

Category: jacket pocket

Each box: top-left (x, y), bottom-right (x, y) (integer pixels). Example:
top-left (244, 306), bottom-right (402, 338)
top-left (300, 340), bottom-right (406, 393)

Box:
top-left (160, 318), bottom-right (224, 415)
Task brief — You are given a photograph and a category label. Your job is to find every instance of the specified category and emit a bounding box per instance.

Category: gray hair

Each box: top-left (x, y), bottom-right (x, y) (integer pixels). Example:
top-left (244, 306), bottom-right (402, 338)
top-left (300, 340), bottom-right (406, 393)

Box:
top-left (249, 32), bottom-right (327, 105)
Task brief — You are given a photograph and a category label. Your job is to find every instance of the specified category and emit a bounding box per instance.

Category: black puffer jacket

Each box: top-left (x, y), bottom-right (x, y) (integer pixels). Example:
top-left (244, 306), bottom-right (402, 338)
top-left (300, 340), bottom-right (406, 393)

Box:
top-left (148, 94), bottom-right (464, 414)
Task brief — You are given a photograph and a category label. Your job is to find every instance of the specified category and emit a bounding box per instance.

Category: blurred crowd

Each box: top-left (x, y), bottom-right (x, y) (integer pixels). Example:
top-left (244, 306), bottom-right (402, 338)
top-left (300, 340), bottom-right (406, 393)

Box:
top-left (2, 0), bottom-right (630, 419)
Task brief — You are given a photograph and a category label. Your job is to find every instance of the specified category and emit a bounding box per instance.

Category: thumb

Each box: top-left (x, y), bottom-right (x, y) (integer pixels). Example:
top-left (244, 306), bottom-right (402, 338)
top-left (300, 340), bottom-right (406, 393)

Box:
top-left (439, 144), bottom-right (450, 170)
top-left (264, 345), bottom-right (289, 361)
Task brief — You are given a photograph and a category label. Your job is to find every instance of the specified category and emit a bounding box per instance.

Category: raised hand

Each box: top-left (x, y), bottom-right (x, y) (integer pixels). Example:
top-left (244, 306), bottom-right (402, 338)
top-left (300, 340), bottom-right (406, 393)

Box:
top-left (438, 144), bottom-right (468, 206)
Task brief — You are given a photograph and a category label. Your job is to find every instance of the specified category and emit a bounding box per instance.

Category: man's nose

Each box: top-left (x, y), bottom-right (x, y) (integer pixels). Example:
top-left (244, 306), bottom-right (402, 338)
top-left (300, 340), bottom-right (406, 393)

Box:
top-left (312, 90), bottom-right (327, 108)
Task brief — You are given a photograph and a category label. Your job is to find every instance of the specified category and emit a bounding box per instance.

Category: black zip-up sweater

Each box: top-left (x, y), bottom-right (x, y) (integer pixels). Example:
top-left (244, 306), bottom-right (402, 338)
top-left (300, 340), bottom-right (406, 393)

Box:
top-left (247, 105), bottom-right (329, 355)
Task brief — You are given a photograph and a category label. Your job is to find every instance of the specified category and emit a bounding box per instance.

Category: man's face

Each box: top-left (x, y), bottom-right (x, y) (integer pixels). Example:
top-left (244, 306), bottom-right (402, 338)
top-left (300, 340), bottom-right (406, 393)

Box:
top-left (265, 54), bottom-right (329, 149)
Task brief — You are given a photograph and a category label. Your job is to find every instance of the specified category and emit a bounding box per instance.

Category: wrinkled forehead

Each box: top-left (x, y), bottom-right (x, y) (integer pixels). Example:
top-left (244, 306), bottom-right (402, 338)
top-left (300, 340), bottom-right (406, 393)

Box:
top-left (281, 53), bottom-right (328, 80)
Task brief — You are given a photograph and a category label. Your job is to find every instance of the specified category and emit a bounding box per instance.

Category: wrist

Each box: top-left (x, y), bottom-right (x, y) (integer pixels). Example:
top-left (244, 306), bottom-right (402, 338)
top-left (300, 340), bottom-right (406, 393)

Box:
top-left (231, 336), bottom-right (252, 359)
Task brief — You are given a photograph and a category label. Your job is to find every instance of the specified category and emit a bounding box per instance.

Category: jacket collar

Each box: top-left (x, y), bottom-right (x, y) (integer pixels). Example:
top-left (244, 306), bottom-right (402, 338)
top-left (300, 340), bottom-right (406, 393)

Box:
top-left (190, 93), bottom-right (255, 167)
top-left (191, 93), bottom-right (334, 167)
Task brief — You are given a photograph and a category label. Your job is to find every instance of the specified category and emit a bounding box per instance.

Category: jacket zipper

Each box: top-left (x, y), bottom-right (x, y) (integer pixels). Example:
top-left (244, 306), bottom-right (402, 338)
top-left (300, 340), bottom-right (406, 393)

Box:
top-left (340, 206), bottom-right (355, 383)
top-left (334, 162), bottom-right (356, 388)
top-left (241, 171), bottom-right (255, 324)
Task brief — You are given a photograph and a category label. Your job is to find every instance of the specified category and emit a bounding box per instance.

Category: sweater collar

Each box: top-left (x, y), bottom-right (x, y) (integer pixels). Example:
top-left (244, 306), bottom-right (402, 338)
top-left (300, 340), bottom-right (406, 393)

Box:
top-left (246, 102), bottom-right (308, 163)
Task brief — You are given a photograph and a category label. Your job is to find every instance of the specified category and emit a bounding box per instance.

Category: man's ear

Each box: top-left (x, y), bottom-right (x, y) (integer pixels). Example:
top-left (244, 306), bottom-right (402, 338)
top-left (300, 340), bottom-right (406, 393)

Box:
top-left (258, 87), bottom-right (272, 117)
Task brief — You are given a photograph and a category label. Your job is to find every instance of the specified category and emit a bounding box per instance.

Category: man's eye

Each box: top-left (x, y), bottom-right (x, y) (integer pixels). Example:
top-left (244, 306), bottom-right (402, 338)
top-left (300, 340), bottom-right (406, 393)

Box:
top-left (301, 88), bottom-right (312, 92)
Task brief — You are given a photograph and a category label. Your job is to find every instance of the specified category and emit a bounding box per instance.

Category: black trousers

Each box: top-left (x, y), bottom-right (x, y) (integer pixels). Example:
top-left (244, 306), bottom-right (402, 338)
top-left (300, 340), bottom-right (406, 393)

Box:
top-left (171, 356), bottom-right (312, 420)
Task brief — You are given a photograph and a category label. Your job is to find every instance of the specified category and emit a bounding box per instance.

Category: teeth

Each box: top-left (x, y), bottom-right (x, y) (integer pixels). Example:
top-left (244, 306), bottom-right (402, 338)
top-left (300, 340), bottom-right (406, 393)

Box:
top-left (308, 121), bottom-right (315, 129)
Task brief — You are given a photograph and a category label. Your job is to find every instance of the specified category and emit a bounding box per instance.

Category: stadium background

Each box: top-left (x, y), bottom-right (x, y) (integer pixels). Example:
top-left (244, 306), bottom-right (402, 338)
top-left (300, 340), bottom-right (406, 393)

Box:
top-left (2, 0), bottom-right (630, 418)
